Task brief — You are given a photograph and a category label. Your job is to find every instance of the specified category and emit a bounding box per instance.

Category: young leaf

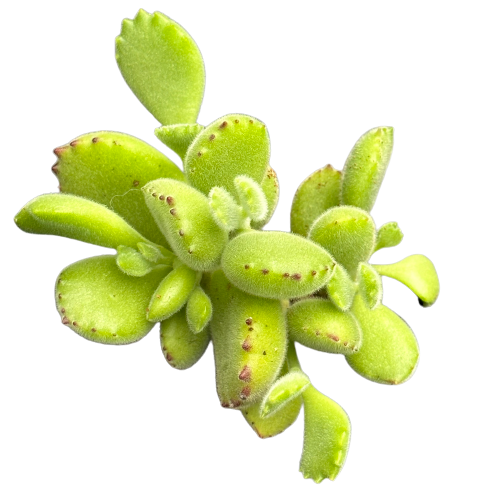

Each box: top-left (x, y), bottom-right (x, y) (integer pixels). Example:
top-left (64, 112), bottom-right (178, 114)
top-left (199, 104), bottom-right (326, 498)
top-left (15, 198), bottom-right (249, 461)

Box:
top-left (346, 295), bottom-right (419, 384)
top-left (374, 221), bottom-right (404, 253)
top-left (221, 231), bottom-right (335, 299)
top-left (155, 123), bottom-right (204, 160)
top-left (147, 264), bottom-right (198, 322)
top-left (184, 114), bottom-right (270, 198)
top-left (160, 309), bottom-right (210, 370)
top-left (300, 385), bottom-right (351, 483)
top-left (143, 179), bottom-right (228, 271)
top-left (54, 131), bottom-right (184, 246)
top-left (309, 206), bottom-right (376, 278)
top-left (116, 245), bottom-right (157, 277)
top-left (208, 270), bottom-right (287, 409)
top-left (208, 187), bottom-right (244, 232)
top-left (15, 194), bottom-right (148, 249)
top-left (55, 255), bottom-right (166, 345)
top-left (373, 255), bottom-right (439, 307)
top-left (326, 264), bottom-right (357, 311)
top-left (358, 262), bottom-right (383, 309)
top-left (290, 165), bottom-right (343, 237)
top-left (137, 242), bottom-right (174, 264)
top-left (287, 298), bottom-right (362, 354)
top-left (234, 175), bottom-right (268, 222)
top-left (341, 126), bottom-right (394, 211)
top-left (252, 166), bottom-right (279, 230)
top-left (116, 10), bottom-right (205, 124)
top-left (186, 286), bottom-right (213, 334)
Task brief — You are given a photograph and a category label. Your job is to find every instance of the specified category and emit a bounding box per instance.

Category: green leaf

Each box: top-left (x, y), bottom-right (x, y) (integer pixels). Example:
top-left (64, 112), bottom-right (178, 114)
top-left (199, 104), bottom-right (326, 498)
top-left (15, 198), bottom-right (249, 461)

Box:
top-left (160, 309), bottom-right (210, 370)
top-left (358, 262), bottom-right (382, 309)
top-left (147, 264), bottom-right (198, 322)
top-left (143, 179), bottom-right (228, 271)
top-left (341, 126), bottom-right (394, 211)
top-left (184, 114), bottom-right (270, 197)
top-left (155, 123), bottom-right (204, 160)
top-left (137, 242), bottom-right (174, 263)
top-left (374, 221), bottom-right (404, 253)
top-left (252, 166), bottom-right (279, 230)
top-left (116, 245), bottom-right (163, 277)
top-left (15, 194), bottom-right (148, 249)
top-left (290, 165), bottom-right (343, 237)
top-left (186, 286), bottom-right (213, 334)
top-left (326, 264), bottom-right (357, 311)
top-left (54, 131), bottom-right (184, 247)
top-left (55, 255), bottom-right (166, 345)
top-left (221, 231), bottom-right (335, 299)
top-left (346, 295), bottom-right (419, 384)
top-left (234, 175), bottom-right (268, 222)
top-left (287, 298), bottom-right (362, 354)
top-left (208, 187), bottom-right (244, 232)
top-left (300, 385), bottom-right (351, 483)
top-left (116, 10), bottom-right (205, 124)
top-left (373, 254), bottom-right (439, 307)
top-left (309, 206), bottom-right (376, 278)
top-left (208, 270), bottom-right (287, 409)
top-left (260, 369), bottom-right (310, 418)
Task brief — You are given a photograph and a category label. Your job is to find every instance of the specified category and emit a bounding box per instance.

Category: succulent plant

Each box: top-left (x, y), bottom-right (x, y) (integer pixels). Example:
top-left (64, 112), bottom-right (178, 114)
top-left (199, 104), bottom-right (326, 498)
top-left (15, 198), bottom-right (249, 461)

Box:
top-left (14, 9), bottom-right (439, 484)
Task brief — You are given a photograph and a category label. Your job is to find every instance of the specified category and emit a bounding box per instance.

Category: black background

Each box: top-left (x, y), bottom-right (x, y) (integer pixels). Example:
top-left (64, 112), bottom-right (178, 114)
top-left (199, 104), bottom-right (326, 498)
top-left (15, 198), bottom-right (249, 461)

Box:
top-left (11, 4), bottom-right (440, 493)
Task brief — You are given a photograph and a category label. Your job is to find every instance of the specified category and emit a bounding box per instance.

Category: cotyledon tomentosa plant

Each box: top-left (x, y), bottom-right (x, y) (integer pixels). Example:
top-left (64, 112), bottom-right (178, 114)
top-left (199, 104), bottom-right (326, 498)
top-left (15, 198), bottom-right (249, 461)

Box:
top-left (14, 9), bottom-right (439, 484)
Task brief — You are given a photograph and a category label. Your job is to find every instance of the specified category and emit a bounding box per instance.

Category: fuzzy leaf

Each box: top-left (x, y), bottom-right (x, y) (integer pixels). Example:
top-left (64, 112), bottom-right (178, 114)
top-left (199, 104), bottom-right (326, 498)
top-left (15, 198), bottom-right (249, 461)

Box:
top-left (221, 231), bottom-right (335, 299)
top-left (55, 255), bottom-right (166, 344)
top-left (160, 309), bottom-right (210, 370)
top-left (234, 175), bottom-right (268, 222)
top-left (374, 221), bottom-right (404, 253)
top-left (260, 369), bottom-right (310, 418)
top-left (155, 123), bottom-right (204, 160)
top-left (54, 131), bottom-right (184, 247)
top-left (326, 264), bottom-right (357, 311)
top-left (374, 255), bottom-right (439, 307)
top-left (208, 270), bottom-right (287, 409)
top-left (300, 385), bottom-right (351, 483)
top-left (147, 264), bottom-right (198, 322)
top-left (208, 187), bottom-right (244, 232)
top-left (185, 114), bottom-right (270, 197)
top-left (15, 194), bottom-right (148, 249)
top-left (143, 179), bottom-right (228, 271)
top-left (252, 166), bottom-right (279, 230)
top-left (358, 262), bottom-right (383, 309)
top-left (309, 206), bottom-right (376, 278)
top-left (291, 165), bottom-right (343, 237)
top-left (346, 295), bottom-right (419, 384)
top-left (116, 10), bottom-right (205, 124)
top-left (287, 298), bottom-right (362, 354)
top-left (186, 286), bottom-right (213, 334)
top-left (341, 126), bottom-right (394, 211)
top-left (116, 245), bottom-right (158, 277)
top-left (137, 242), bottom-right (173, 263)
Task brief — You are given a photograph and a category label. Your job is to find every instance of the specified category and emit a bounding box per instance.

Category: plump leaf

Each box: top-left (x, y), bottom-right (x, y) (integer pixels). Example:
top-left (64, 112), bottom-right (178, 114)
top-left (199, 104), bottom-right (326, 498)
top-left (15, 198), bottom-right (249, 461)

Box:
top-left (234, 175), bottom-right (268, 222)
top-left (137, 242), bottom-right (174, 263)
top-left (287, 298), bottom-right (362, 354)
top-left (373, 255), bottom-right (439, 307)
top-left (221, 231), bottom-right (335, 299)
top-left (326, 264), bottom-right (357, 311)
top-left (374, 221), bottom-right (404, 253)
top-left (358, 262), bottom-right (383, 309)
top-left (54, 131), bottom-right (184, 247)
top-left (260, 369), bottom-right (310, 418)
top-left (208, 270), bottom-right (287, 409)
top-left (300, 385), bottom-right (351, 483)
top-left (252, 166), bottom-right (279, 230)
top-left (346, 295), bottom-right (419, 384)
top-left (147, 264), bottom-right (198, 322)
top-left (160, 309), bottom-right (210, 369)
top-left (309, 206), bottom-right (376, 278)
top-left (15, 194), bottom-right (148, 249)
top-left (208, 187), bottom-right (244, 232)
top-left (55, 255), bottom-right (166, 344)
top-left (155, 123), bottom-right (204, 160)
top-left (116, 10), bottom-right (205, 124)
top-left (143, 179), bottom-right (228, 271)
top-left (341, 126), bottom-right (394, 211)
top-left (184, 114), bottom-right (270, 197)
top-left (116, 245), bottom-right (157, 277)
top-left (291, 165), bottom-right (343, 237)
top-left (186, 286), bottom-right (213, 334)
